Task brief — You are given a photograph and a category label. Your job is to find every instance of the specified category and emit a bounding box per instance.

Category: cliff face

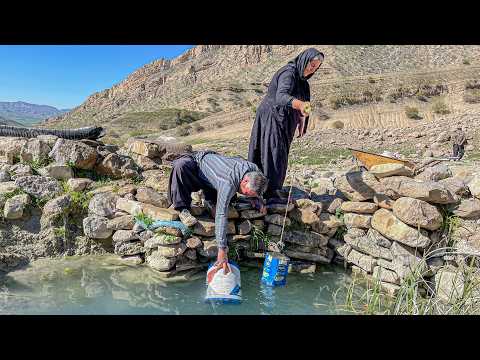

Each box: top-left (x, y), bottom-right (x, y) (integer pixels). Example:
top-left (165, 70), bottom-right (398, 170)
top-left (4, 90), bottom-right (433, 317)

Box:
top-left (43, 45), bottom-right (480, 131)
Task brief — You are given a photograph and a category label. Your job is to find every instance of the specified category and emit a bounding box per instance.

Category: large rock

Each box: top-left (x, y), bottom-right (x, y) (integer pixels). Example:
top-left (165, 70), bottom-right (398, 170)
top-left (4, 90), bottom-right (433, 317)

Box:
top-left (343, 213), bottom-right (372, 229)
top-left (9, 163), bottom-right (33, 179)
top-left (15, 176), bottom-right (62, 199)
top-left (67, 178), bottom-right (93, 192)
top-left (265, 214), bottom-right (291, 226)
top-left (346, 249), bottom-right (377, 273)
top-left (146, 251), bottom-right (176, 271)
top-left (140, 203), bottom-right (178, 221)
top-left (186, 237), bottom-right (203, 249)
top-left (116, 198), bottom-right (142, 215)
top-left (142, 169), bottom-right (171, 193)
top-left (438, 177), bottom-right (469, 198)
top-left (371, 208), bottom-right (431, 248)
top-left (435, 267), bottom-right (465, 304)
top-left (237, 220), bottom-right (252, 235)
top-left (340, 201), bottom-right (378, 214)
top-left (373, 193), bottom-right (395, 210)
top-left (130, 153), bottom-right (162, 171)
top-left (390, 241), bottom-right (427, 278)
top-left (88, 192), bottom-right (119, 219)
top-left (468, 174), bottom-right (480, 199)
top-left (198, 240), bottom-right (218, 258)
top-left (284, 248), bottom-right (333, 264)
top-left (366, 228), bottom-right (393, 248)
top-left (334, 171), bottom-right (383, 201)
top-left (373, 266), bottom-right (400, 285)
top-left (95, 153), bottom-right (140, 179)
top-left (20, 138), bottom-right (51, 163)
top-left (283, 230), bottom-right (329, 248)
top-left (266, 202), bottom-right (295, 214)
top-left (451, 199), bottom-right (480, 220)
top-left (370, 163), bottom-right (413, 178)
top-left (114, 241), bottom-right (144, 256)
top-left (0, 137), bottom-right (27, 164)
top-left (193, 219), bottom-right (215, 237)
top-left (392, 197), bottom-right (443, 231)
top-left (42, 194), bottom-right (71, 217)
top-left (107, 215), bottom-right (135, 230)
top-left (126, 139), bottom-right (162, 158)
top-left (380, 176), bottom-right (457, 204)
top-left (135, 187), bottom-right (169, 208)
top-left (49, 138), bottom-right (97, 170)
top-left (415, 164), bottom-right (452, 182)
top-left (83, 216), bottom-right (113, 239)
top-left (154, 242), bottom-right (186, 258)
top-left (144, 234), bottom-right (182, 248)
top-left (0, 170), bottom-right (10, 182)
top-left (240, 209), bottom-right (265, 219)
top-left (115, 198), bottom-right (178, 221)
top-left (37, 164), bottom-right (74, 180)
top-left (112, 230), bottom-right (138, 244)
top-left (289, 207), bottom-right (320, 225)
top-left (3, 193), bottom-right (30, 219)
top-left (344, 233), bottom-right (393, 260)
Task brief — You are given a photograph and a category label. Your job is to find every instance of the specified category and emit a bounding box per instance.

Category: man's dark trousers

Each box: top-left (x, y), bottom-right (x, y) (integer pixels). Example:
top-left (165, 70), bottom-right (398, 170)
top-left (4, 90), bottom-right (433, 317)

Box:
top-left (167, 154), bottom-right (217, 210)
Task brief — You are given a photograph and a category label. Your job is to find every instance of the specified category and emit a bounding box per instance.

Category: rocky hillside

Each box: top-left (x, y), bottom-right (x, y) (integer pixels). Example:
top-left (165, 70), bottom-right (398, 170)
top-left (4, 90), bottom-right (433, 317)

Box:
top-left (42, 46), bottom-right (480, 137)
top-left (0, 101), bottom-right (69, 125)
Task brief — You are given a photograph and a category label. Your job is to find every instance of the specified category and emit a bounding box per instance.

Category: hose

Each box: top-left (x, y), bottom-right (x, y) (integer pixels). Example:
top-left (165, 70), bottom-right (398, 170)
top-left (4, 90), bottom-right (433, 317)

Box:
top-left (0, 125), bottom-right (105, 140)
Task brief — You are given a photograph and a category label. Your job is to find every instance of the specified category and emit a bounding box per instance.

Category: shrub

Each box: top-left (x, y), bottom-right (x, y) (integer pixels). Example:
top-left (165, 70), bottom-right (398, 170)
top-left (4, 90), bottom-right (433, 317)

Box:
top-left (464, 89), bottom-right (480, 104)
top-left (463, 59), bottom-right (471, 65)
top-left (465, 80), bottom-right (480, 90)
top-left (405, 106), bottom-right (422, 120)
top-left (175, 124), bottom-right (191, 137)
top-left (368, 77), bottom-right (376, 84)
top-left (192, 123), bottom-right (205, 133)
top-left (431, 98), bottom-right (450, 115)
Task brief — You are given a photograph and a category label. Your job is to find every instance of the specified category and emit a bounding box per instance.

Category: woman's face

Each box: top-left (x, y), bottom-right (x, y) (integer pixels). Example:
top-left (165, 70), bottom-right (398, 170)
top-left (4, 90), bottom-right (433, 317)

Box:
top-left (304, 58), bottom-right (322, 78)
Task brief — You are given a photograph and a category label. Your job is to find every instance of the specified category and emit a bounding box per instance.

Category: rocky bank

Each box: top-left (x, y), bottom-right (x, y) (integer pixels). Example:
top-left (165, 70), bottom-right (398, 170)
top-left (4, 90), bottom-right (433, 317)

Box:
top-left (0, 135), bottom-right (479, 305)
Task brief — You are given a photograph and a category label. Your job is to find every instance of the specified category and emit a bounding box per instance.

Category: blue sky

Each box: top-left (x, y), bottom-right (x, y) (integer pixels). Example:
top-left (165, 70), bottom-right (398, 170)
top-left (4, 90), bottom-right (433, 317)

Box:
top-left (0, 45), bottom-right (194, 109)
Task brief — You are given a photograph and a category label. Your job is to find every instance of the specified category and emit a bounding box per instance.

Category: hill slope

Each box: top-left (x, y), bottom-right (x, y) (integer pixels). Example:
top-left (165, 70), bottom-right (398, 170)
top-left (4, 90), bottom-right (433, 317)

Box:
top-left (0, 101), bottom-right (69, 125)
top-left (43, 45), bottom-right (480, 138)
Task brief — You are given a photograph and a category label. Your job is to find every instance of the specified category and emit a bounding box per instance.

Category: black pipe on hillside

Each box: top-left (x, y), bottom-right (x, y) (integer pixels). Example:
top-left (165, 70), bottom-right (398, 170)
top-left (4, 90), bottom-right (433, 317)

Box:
top-left (0, 125), bottom-right (105, 140)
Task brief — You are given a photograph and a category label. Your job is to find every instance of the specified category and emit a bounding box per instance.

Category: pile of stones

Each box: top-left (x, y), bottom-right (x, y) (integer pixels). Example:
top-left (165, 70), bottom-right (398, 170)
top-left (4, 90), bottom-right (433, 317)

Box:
top-left (1, 136), bottom-right (480, 303)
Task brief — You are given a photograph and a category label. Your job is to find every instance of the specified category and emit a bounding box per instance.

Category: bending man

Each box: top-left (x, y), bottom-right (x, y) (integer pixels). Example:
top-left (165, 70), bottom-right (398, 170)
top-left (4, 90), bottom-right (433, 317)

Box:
top-left (168, 151), bottom-right (268, 272)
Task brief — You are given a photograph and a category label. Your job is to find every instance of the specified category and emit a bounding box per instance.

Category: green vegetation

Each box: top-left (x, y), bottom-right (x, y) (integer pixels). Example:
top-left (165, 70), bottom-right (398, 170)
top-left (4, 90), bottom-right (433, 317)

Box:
top-left (463, 59), bottom-right (471, 65)
top-left (431, 98), bottom-right (450, 115)
top-left (289, 148), bottom-right (352, 167)
top-left (405, 106), bottom-right (422, 120)
top-left (176, 124), bottom-right (192, 137)
top-left (23, 157), bottom-right (53, 173)
top-left (113, 109), bottom-right (208, 133)
top-left (464, 89), bottom-right (480, 104)
top-left (134, 212), bottom-right (154, 228)
top-left (250, 226), bottom-right (271, 252)
top-left (53, 227), bottom-right (66, 238)
top-left (439, 206), bottom-right (461, 248)
top-left (335, 251), bottom-right (480, 315)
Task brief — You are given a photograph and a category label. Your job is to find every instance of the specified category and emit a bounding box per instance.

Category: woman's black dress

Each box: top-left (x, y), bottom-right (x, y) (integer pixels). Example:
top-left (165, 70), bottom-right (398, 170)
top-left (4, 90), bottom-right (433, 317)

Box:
top-left (248, 48), bottom-right (322, 199)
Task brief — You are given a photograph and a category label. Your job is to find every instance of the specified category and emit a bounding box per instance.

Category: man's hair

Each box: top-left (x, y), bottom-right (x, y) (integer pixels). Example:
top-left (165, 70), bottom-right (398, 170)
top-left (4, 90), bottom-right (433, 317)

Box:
top-left (244, 171), bottom-right (268, 196)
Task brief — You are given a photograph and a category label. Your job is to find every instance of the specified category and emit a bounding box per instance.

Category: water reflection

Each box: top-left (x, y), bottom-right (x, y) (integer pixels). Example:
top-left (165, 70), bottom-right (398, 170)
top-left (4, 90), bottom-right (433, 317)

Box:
top-left (0, 255), bottom-right (358, 315)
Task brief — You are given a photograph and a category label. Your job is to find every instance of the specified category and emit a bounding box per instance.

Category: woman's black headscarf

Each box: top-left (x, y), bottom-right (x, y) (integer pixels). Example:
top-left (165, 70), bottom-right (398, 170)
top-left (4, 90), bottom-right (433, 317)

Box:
top-left (289, 48), bottom-right (324, 80)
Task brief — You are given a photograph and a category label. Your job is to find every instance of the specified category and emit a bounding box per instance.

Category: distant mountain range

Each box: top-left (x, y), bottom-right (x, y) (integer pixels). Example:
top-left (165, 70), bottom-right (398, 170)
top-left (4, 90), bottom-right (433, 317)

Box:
top-left (0, 101), bottom-right (70, 126)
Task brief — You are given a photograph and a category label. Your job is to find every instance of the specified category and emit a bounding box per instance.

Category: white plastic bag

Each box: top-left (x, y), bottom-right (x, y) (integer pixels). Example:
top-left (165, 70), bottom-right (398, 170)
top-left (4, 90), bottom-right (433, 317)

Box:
top-left (205, 262), bottom-right (242, 304)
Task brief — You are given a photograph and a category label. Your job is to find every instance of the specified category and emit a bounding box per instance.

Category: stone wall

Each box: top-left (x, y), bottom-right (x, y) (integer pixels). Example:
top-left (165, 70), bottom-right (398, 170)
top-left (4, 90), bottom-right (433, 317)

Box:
top-left (1, 136), bottom-right (480, 303)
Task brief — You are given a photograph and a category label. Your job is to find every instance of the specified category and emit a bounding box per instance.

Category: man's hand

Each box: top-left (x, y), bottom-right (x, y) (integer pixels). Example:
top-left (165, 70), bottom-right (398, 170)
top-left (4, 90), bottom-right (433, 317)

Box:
top-left (292, 99), bottom-right (309, 117)
top-left (215, 247), bottom-right (231, 274)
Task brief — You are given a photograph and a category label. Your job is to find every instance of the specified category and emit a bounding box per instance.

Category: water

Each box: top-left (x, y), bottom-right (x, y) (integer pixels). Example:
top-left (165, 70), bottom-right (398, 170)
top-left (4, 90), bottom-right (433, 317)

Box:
top-left (0, 255), bottom-right (357, 315)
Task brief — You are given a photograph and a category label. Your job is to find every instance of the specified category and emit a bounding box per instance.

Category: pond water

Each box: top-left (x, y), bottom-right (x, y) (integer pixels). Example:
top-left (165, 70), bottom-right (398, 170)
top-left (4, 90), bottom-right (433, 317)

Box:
top-left (0, 255), bottom-right (360, 315)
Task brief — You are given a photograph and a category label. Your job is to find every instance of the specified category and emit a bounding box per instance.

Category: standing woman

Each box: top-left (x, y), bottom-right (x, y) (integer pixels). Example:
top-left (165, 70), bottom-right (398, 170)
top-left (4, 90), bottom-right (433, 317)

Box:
top-left (248, 48), bottom-right (324, 202)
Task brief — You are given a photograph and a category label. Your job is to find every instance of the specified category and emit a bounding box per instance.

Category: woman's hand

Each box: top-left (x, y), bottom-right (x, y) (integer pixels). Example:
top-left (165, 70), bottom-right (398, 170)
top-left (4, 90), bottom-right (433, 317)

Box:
top-left (292, 99), bottom-right (309, 117)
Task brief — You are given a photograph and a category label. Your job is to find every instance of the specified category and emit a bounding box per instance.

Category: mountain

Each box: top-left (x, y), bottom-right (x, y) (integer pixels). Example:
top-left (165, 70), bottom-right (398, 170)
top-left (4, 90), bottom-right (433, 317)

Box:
top-left (0, 101), bottom-right (70, 126)
top-left (0, 115), bottom-right (24, 127)
top-left (42, 45), bottom-right (480, 140)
